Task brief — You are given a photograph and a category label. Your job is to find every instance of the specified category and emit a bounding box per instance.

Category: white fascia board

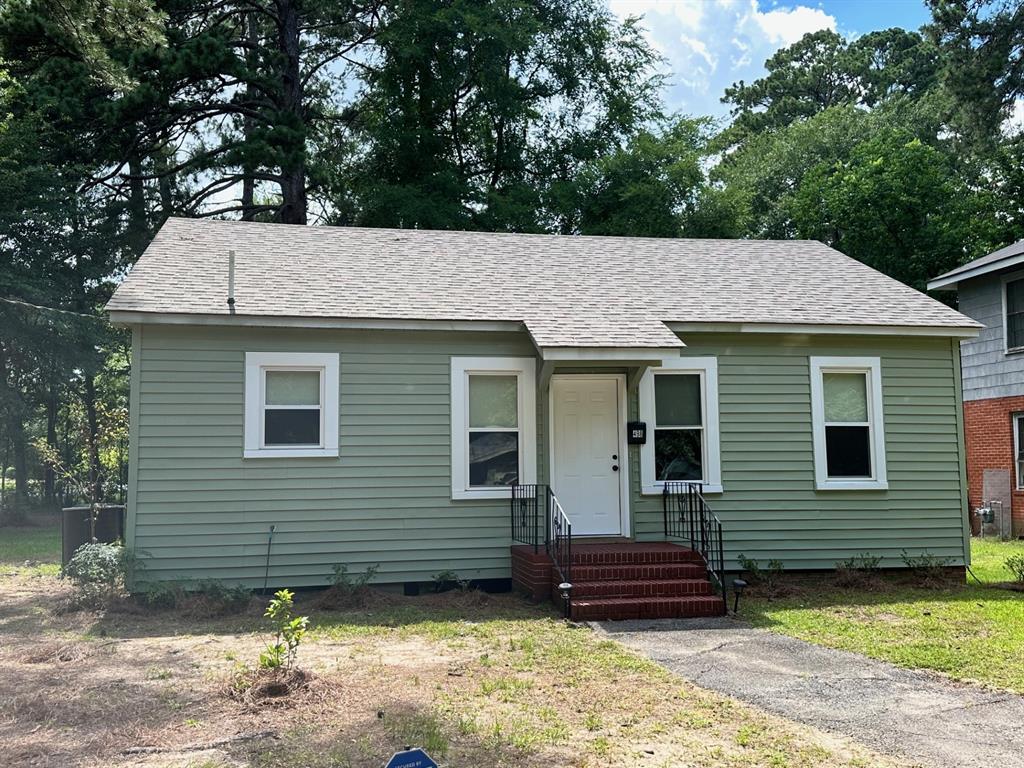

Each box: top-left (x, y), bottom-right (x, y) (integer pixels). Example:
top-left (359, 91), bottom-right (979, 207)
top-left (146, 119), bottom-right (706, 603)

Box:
top-left (928, 253), bottom-right (1024, 291)
top-left (665, 321), bottom-right (980, 338)
top-left (538, 347), bottom-right (684, 362)
top-left (107, 310), bottom-right (523, 333)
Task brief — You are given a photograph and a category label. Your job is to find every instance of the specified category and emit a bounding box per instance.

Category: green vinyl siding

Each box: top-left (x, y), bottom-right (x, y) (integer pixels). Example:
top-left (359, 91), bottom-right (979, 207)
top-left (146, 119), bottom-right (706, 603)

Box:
top-left (131, 325), bottom-right (537, 587)
top-left (628, 333), bottom-right (968, 570)
top-left (129, 324), bottom-right (967, 586)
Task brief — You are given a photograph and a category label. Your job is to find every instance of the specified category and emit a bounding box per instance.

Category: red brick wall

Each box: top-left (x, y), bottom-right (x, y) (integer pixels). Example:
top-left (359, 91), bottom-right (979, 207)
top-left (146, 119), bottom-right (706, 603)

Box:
top-left (964, 396), bottom-right (1024, 536)
top-left (510, 545), bottom-right (552, 601)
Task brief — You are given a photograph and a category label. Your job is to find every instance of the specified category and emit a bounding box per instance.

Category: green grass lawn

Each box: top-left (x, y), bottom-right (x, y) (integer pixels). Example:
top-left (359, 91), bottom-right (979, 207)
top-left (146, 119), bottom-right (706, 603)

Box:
top-left (0, 521), bottom-right (61, 576)
top-left (741, 538), bottom-right (1024, 693)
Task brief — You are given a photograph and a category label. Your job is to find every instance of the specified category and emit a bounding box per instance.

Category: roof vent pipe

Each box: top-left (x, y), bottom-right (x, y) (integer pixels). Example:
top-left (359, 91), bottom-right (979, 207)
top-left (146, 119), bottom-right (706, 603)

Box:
top-left (227, 250), bottom-right (236, 312)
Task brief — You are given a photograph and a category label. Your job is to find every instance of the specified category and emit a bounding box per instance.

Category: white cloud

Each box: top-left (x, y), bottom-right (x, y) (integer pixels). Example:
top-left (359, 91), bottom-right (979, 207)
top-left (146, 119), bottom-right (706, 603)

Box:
top-left (749, 3), bottom-right (836, 46)
top-left (607, 0), bottom-right (838, 116)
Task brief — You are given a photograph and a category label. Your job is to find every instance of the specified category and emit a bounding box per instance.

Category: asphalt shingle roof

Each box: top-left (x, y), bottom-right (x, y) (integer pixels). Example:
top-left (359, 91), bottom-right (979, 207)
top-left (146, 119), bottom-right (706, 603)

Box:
top-left (107, 218), bottom-right (979, 346)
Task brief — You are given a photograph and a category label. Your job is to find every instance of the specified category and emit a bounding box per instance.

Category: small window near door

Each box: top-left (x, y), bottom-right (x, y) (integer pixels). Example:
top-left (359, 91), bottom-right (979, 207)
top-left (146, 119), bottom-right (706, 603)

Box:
top-left (653, 373), bottom-right (703, 482)
top-left (450, 357), bottom-right (537, 500)
top-left (639, 357), bottom-right (722, 494)
top-left (468, 374), bottom-right (520, 487)
top-left (809, 357), bottom-right (887, 490)
top-left (1014, 413), bottom-right (1024, 490)
top-left (1007, 278), bottom-right (1024, 351)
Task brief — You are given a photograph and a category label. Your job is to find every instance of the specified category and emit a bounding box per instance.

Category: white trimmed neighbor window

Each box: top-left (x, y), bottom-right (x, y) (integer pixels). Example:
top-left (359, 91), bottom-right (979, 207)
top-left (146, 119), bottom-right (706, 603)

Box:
top-left (450, 357), bottom-right (536, 500)
top-left (1014, 413), bottom-right (1024, 490)
top-left (244, 352), bottom-right (339, 459)
top-left (809, 356), bottom-right (887, 490)
top-left (639, 357), bottom-right (722, 494)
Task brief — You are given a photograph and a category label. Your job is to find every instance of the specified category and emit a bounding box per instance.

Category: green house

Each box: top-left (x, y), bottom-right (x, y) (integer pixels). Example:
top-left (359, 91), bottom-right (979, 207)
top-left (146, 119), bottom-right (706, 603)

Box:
top-left (107, 218), bottom-right (979, 619)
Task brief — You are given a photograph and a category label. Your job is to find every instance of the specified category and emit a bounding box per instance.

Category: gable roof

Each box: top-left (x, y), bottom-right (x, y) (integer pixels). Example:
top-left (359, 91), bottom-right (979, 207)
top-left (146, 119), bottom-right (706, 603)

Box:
top-left (107, 218), bottom-right (980, 347)
top-left (928, 239), bottom-right (1024, 291)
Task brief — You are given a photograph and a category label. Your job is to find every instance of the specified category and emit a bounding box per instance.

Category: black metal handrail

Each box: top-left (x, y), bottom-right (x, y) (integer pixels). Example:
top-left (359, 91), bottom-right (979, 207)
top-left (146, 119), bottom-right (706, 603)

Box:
top-left (511, 483), bottom-right (549, 554)
top-left (548, 490), bottom-right (572, 617)
top-left (510, 483), bottom-right (574, 617)
top-left (663, 481), bottom-right (726, 606)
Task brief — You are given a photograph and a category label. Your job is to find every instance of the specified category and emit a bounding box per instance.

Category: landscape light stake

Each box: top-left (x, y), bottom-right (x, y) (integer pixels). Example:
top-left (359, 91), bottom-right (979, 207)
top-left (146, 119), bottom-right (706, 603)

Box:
top-left (732, 579), bottom-right (747, 614)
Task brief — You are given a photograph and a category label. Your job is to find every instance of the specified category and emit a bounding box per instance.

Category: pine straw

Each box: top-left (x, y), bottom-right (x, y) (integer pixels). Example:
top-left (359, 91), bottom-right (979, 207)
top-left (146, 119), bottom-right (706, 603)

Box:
top-left (228, 667), bottom-right (317, 708)
top-left (21, 642), bottom-right (92, 664)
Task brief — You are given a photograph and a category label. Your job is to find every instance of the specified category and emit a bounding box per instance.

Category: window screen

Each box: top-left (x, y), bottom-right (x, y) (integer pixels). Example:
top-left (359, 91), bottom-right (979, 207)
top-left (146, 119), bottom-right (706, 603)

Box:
top-left (653, 373), bottom-right (703, 482)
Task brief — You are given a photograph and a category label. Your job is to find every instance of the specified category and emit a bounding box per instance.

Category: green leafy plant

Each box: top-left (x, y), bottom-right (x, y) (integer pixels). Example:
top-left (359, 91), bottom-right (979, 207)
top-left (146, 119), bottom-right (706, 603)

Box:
top-left (259, 589), bottom-right (309, 670)
top-left (901, 549), bottom-right (953, 587)
top-left (1005, 554), bottom-right (1024, 583)
top-left (835, 553), bottom-right (883, 588)
top-left (329, 563), bottom-right (379, 592)
top-left (61, 542), bottom-right (130, 608)
top-left (432, 569), bottom-right (470, 593)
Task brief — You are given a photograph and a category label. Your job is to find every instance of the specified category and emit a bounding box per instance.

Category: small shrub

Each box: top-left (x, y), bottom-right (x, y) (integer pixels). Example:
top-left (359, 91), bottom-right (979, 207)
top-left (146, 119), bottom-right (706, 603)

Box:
top-left (139, 579), bottom-right (251, 616)
top-left (329, 563), bottom-right (379, 591)
top-left (901, 549), bottom-right (953, 587)
top-left (737, 555), bottom-right (789, 597)
top-left (61, 542), bottom-right (130, 608)
top-left (259, 589), bottom-right (308, 671)
top-left (314, 563), bottom-right (381, 609)
top-left (1005, 554), bottom-right (1024, 583)
top-left (432, 569), bottom-right (470, 593)
top-left (835, 553), bottom-right (883, 588)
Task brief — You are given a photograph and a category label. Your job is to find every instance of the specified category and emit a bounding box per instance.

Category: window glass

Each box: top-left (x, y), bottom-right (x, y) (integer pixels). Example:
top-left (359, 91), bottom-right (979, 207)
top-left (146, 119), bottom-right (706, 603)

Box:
top-left (469, 375), bottom-right (518, 428)
top-left (266, 370), bottom-right (320, 406)
top-left (654, 374), bottom-right (701, 425)
top-left (823, 372), bottom-right (868, 422)
top-left (825, 425), bottom-right (871, 477)
top-left (655, 429), bottom-right (702, 481)
top-left (265, 409), bottom-right (320, 445)
top-left (653, 373), bottom-right (703, 482)
top-left (1008, 279), bottom-right (1024, 349)
top-left (468, 432), bottom-right (519, 486)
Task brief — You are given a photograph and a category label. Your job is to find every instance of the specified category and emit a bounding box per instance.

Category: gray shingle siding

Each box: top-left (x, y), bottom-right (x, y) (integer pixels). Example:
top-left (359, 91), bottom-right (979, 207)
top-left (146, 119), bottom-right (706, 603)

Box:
top-left (958, 274), bottom-right (1024, 400)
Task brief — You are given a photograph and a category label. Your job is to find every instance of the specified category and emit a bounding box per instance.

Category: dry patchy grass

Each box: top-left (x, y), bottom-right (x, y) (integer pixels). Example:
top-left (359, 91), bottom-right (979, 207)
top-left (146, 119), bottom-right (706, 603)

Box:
top-left (0, 572), bottom-right (906, 768)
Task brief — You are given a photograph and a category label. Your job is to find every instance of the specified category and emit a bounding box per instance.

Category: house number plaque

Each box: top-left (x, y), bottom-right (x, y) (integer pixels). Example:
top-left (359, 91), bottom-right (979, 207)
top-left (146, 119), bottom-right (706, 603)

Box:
top-left (626, 421), bottom-right (647, 445)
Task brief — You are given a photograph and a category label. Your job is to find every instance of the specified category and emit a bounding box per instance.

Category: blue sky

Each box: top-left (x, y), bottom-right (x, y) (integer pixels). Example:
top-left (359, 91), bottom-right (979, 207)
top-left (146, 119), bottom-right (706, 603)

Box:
top-left (607, 0), bottom-right (934, 120)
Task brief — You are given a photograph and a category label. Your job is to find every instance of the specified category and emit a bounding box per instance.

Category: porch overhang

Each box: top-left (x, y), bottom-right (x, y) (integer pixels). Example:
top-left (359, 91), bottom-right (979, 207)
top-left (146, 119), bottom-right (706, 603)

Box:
top-left (524, 316), bottom-right (684, 391)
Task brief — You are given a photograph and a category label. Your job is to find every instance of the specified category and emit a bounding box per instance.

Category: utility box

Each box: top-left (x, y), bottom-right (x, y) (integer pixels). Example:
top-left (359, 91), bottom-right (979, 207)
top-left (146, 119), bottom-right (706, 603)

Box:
top-left (61, 505), bottom-right (126, 565)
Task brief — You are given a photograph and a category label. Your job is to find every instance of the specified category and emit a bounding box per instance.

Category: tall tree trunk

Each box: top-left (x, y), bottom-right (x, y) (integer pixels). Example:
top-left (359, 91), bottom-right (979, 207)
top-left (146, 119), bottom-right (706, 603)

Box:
top-left (43, 371), bottom-right (58, 506)
top-left (242, 11), bottom-right (258, 220)
top-left (276, 0), bottom-right (307, 225)
top-left (83, 374), bottom-right (102, 504)
top-left (128, 154), bottom-right (148, 251)
top-left (0, 438), bottom-right (7, 512)
top-left (10, 419), bottom-right (28, 518)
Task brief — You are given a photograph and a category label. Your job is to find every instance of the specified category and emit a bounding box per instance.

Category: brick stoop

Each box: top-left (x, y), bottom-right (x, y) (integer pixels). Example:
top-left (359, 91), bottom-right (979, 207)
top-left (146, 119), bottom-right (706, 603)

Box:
top-left (510, 541), bottom-right (726, 621)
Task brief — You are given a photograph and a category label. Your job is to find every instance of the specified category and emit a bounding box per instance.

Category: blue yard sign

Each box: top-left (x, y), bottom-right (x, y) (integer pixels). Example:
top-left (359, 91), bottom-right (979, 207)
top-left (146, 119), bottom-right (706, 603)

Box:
top-left (383, 748), bottom-right (438, 768)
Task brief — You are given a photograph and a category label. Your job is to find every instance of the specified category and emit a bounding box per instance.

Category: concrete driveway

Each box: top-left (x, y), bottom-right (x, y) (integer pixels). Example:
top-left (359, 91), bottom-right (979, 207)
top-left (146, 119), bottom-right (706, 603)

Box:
top-left (596, 617), bottom-right (1024, 768)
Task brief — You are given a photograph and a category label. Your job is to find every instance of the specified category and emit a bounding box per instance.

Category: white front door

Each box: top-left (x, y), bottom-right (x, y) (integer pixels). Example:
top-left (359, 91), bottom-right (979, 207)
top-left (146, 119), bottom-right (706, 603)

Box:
top-left (551, 376), bottom-right (624, 536)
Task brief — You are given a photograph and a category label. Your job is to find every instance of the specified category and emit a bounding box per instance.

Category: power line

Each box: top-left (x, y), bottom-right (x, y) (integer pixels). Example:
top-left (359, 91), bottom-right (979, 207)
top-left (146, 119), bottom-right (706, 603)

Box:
top-left (0, 296), bottom-right (109, 323)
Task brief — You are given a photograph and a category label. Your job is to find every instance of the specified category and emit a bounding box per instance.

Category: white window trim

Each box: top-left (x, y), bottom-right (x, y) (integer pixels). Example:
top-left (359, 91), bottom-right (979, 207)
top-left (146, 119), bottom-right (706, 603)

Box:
top-left (809, 356), bottom-right (887, 491)
top-left (244, 352), bottom-right (339, 459)
top-left (1002, 271), bottom-right (1024, 355)
top-left (450, 356), bottom-right (536, 500)
top-left (1014, 413), bottom-right (1024, 490)
top-left (639, 357), bottom-right (722, 495)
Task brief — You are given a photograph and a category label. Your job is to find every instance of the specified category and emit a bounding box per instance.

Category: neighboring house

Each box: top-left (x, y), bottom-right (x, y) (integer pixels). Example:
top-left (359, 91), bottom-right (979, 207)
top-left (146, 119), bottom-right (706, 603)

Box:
top-left (107, 218), bottom-right (979, 619)
top-left (929, 239), bottom-right (1024, 538)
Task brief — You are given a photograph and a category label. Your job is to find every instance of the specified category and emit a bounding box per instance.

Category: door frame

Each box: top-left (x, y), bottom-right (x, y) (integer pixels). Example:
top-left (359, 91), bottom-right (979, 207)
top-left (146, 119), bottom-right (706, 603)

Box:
top-left (547, 373), bottom-right (631, 538)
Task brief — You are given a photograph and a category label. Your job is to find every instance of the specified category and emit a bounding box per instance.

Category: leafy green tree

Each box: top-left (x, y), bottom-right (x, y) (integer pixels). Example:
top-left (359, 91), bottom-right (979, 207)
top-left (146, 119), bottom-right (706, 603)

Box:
top-left (572, 118), bottom-right (713, 238)
top-left (335, 0), bottom-right (663, 231)
top-left (791, 130), bottom-right (1006, 291)
top-left (927, 0), bottom-right (1024, 149)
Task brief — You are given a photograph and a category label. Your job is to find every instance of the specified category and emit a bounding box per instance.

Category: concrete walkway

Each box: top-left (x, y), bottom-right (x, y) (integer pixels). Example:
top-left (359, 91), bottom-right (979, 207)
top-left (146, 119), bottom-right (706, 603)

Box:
top-left (595, 617), bottom-right (1024, 768)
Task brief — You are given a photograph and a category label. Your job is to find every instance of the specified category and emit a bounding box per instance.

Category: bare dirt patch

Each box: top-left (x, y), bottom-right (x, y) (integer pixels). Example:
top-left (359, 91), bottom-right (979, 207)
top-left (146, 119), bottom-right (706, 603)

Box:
top-left (0, 571), bottom-right (910, 768)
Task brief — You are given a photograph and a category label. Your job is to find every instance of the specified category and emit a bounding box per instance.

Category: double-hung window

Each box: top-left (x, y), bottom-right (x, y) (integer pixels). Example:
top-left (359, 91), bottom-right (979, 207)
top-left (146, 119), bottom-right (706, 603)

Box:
top-left (809, 357), bottom-right (887, 490)
top-left (1005, 277), bottom-right (1024, 352)
top-left (450, 357), bottom-right (536, 500)
top-left (244, 352), bottom-right (339, 458)
top-left (639, 357), bottom-right (722, 494)
top-left (1014, 414), bottom-right (1024, 490)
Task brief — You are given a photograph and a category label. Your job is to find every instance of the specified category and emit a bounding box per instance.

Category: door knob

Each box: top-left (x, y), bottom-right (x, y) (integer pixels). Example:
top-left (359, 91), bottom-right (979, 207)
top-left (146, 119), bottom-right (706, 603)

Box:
top-left (612, 454), bottom-right (618, 460)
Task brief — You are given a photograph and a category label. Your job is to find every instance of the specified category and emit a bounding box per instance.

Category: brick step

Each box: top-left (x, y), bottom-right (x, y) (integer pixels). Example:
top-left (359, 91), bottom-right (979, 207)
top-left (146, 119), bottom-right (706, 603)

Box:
top-left (569, 543), bottom-right (703, 566)
top-left (570, 595), bottom-right (726, 621)
top-left (571, 578), bottom-right (713, 599)
top-left (570, 562), bottom-right (708, 582)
